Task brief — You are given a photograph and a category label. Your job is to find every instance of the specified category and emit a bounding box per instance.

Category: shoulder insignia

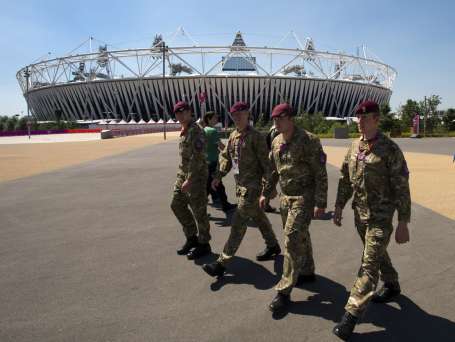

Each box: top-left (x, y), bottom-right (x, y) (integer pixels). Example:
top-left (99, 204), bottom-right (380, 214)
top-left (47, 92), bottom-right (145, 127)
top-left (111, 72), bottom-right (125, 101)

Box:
top-left (320, 151), bottom-right (327, 164)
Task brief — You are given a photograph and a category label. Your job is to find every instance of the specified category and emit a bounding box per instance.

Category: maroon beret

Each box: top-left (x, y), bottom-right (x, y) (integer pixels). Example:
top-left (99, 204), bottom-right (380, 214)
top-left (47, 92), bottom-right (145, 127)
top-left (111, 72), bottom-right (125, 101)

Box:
top-left (271, 103), bottom-right (293, 118)
top-left (173, 101), bottom-right (191, 113)
top-left (229, 101), bottom-right (249, 113)
top-left (355, 100), bottom-right (379, 115)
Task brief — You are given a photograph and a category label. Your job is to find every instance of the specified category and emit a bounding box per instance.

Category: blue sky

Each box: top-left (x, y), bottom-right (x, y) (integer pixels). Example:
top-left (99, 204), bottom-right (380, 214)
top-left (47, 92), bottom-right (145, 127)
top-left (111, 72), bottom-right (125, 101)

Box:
top-left (1, 0), bottom-right (454, 116)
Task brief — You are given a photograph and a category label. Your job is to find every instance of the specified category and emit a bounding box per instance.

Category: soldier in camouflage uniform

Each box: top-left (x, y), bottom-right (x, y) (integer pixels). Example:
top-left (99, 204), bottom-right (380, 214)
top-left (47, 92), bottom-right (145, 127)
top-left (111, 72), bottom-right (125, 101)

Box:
top-left (260, 103), bottom-right (328, 312)
top-left (202, 101), bottom-right (281, 277)
top-left (170, 101), bottom-right (212, 260)
top-left (332, 100), bottom-right (411, 340)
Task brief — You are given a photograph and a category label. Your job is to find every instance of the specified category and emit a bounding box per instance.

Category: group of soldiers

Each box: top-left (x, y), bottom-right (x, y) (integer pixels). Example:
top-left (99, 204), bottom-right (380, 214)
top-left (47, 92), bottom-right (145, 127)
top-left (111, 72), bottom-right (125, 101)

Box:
top-left (170, 99), bottom-right (411, 341)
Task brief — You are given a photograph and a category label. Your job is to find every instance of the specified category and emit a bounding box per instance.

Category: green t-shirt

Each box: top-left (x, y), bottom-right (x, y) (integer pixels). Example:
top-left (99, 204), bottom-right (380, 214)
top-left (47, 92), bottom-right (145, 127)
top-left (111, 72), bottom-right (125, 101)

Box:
top-left (204, 127), bottom-right (220, 162)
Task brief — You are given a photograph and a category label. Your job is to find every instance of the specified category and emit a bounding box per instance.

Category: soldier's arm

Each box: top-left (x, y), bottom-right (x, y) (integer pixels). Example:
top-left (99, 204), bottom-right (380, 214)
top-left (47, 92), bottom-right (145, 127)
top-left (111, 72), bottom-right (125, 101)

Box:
top-left (187, 129), bottom-right (206, 182)
top-left (256, 132), bottom-right (273, 179)
top-left (215, 136), bottom-right (232, 179)
top-left (388, 147), bottom-right (411, 223)
top-left (309, 137), bottom-right (328, 208)
top-left (262, 149), bottom-right (279, 199)
top-left (335, 145), bottom-right (354, 209)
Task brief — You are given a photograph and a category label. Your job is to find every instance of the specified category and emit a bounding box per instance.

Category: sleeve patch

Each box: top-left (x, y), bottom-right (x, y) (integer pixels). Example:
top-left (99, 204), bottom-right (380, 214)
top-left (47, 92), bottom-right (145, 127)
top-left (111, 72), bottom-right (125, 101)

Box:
top-left (320, 151), bottom-right (327, 165)
top-left (401, 160), bottom-right (410, 177)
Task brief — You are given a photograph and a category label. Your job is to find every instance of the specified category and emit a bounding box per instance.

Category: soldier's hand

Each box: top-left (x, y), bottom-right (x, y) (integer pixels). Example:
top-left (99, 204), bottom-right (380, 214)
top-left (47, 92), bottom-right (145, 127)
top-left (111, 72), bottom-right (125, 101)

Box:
top-left (395, 221), bottom-right (410, 244)
top-left (333, 206), bottom-right (343, 226)
top-left (313, 207), bottom-right (325, 219)
top-left (181, 179), bottom-right (192, 193)
top-left (211, 178), bottom-right (220, 191)
top-left (259, 196), bottom-right (267, 210)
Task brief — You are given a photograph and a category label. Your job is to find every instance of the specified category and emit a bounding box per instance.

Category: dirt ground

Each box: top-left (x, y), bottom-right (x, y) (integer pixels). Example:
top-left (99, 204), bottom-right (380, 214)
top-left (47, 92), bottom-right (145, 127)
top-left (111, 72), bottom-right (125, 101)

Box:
top-left (324, 146), bottom-right (455, 220)
top-left (0, 131), bottom-right (179, 183)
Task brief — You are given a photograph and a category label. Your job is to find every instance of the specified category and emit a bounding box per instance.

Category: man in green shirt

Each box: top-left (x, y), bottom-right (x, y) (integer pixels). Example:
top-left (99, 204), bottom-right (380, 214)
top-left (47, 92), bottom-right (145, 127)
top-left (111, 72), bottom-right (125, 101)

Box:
top-left (203, 112), bottom-right (236, 213)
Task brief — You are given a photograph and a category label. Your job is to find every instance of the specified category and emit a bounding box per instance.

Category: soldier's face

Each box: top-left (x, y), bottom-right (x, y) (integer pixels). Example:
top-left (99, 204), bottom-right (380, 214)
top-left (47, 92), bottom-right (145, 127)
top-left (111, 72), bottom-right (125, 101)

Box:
top-left (273, 114), bottom-right (293, 133)
top-left (357, 113), bottom-right (379, 134)
top-left (231, 111), bottom-right (249, 130)
top-left (175, 109), bottom-right (192, 125)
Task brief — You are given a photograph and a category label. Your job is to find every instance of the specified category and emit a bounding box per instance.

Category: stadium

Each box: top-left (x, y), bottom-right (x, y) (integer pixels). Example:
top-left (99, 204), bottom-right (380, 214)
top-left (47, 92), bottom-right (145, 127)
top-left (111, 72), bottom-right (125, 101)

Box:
top-left (16, 30), bottom-right (397, 122)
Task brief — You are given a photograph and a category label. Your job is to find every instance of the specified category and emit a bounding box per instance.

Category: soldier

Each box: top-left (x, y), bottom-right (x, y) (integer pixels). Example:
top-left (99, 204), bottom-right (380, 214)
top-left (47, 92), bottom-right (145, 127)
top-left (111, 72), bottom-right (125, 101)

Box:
top-left (203, 111), bottom-right (237, 213)
top-left (260, 103), bottom-right (328, 312)
top-left (332, 100), bottom-right (411, 340)
top-left (202, 101), bottom-right (281, 277)
top-left (170, 101), bottom-right (212, 260)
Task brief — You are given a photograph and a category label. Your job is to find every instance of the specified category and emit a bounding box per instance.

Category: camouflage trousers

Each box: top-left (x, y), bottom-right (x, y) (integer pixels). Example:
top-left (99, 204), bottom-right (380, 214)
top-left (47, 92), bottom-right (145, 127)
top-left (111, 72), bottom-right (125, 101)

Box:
top-left (275, 195), bottom-right (314, 295)
top-left (217, 186), bottom-right (278, 266)
top-left (170, 177), bottom-right (211, 244)
top-left (345, 212), bottom-right (399, 317)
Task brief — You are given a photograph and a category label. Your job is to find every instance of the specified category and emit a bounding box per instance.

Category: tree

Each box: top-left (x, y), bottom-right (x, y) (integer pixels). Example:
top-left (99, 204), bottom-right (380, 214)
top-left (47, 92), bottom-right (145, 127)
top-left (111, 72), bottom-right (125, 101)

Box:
top-left (379, 103), bottom-right (400, 133)
top-left (0, 116), bottom-right (8, 128)
top-left (419, 95), bottom-right (442, 132)
top-left (3, 117), bottom-right (18, 132)
top-left (442, 108), bottom-right (455, 131)
top-left (420, 95), bottom-right (442, 117)
top-left (295, 112), bottom-right (331, 134)
top-left (399, 99), bottom-right (421, 129)
top-left (15, 117), bottom-right (28, 131)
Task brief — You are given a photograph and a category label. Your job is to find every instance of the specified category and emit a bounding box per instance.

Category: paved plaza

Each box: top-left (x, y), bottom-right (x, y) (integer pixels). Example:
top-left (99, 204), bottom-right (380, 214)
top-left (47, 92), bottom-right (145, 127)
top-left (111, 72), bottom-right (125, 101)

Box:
top-left (0, 136), bottom-right (454, 341)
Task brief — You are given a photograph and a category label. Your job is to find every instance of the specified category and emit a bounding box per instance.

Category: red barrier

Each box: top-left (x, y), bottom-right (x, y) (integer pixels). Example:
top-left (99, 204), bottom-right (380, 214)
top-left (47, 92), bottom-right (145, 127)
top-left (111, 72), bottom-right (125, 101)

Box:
top-left (0, 128), bottom-right (102, 137)
top-left (65, 129), bottom-right (102, 133)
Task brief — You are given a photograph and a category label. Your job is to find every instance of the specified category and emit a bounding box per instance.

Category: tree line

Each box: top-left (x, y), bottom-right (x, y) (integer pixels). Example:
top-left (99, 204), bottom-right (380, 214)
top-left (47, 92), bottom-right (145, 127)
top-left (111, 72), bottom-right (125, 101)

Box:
top-left (0, 116), bottom-right (82, 132)
top-left (255, 95), bottom-right (455, 137)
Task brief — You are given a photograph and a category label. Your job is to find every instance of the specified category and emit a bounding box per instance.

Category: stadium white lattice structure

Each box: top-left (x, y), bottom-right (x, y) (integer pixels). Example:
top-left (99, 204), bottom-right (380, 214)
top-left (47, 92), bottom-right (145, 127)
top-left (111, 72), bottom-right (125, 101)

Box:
top-left (17, 30), bottom-right (397, 121)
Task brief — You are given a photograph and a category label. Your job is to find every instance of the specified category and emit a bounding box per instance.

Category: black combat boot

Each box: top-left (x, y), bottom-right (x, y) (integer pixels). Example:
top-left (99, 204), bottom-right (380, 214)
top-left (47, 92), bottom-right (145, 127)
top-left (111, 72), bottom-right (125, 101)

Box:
top-left (256, 244), bottom-right (281, 261)
top-left (202, 262), bottom-right (226, 277)
top-left (177, 236), bottom-right (198, 255)
top-left (269, 292), bottom-right (290, 312)
top-left (295, 273), bottom-right (316, 286)
top-left (371, 281), bottom-right (401, 303)
top-left (187, 243), bottom-right (211, 260)
top-left (332, 311), bottom-right (358, 341)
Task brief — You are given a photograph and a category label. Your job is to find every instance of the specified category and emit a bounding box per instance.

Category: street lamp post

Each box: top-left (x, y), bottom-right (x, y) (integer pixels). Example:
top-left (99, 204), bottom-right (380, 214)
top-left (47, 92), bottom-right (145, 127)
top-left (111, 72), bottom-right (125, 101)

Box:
top-left (23, 66), bottom-right (31, 139)
top-left (423, 96), bottom-right (427, 138)
top-left (162, 41), bottom-right (167, 140)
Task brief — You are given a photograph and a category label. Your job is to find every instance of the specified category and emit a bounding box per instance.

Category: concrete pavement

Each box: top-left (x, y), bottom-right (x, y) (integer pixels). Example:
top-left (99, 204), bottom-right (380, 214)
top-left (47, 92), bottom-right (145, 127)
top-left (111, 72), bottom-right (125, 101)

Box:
top-left (0, 139), bottom-right (454, 341)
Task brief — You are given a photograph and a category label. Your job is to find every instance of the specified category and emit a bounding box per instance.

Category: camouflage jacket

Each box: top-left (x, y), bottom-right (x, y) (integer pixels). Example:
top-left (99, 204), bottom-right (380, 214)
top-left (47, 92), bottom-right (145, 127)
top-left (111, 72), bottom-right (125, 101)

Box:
top-left (176, 120), bottom-right (207, 186)
top-left (216, 126), bottom-right (271, 191)
top-left (263, 127), bottom-right (328, 209)
top-left (335, 132), bottom-right (411, 222)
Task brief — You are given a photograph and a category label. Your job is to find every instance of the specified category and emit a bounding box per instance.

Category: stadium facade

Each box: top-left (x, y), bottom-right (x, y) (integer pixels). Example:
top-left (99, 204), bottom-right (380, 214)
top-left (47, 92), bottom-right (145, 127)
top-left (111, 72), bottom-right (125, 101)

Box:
top-left (17, 32), bottom-right (397, 122)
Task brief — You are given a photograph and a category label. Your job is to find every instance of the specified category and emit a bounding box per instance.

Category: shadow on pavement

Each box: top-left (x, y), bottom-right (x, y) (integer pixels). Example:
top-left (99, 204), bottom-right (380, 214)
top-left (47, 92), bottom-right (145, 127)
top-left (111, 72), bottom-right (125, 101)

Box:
top-left (352, 295), bottom-right (455, 341)
top-left (209, 210), bottom-right (235, 227)
top-left (207, 256), bottom-right (280, 291)
top-left (272, 274), bottom-right (349, 322)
